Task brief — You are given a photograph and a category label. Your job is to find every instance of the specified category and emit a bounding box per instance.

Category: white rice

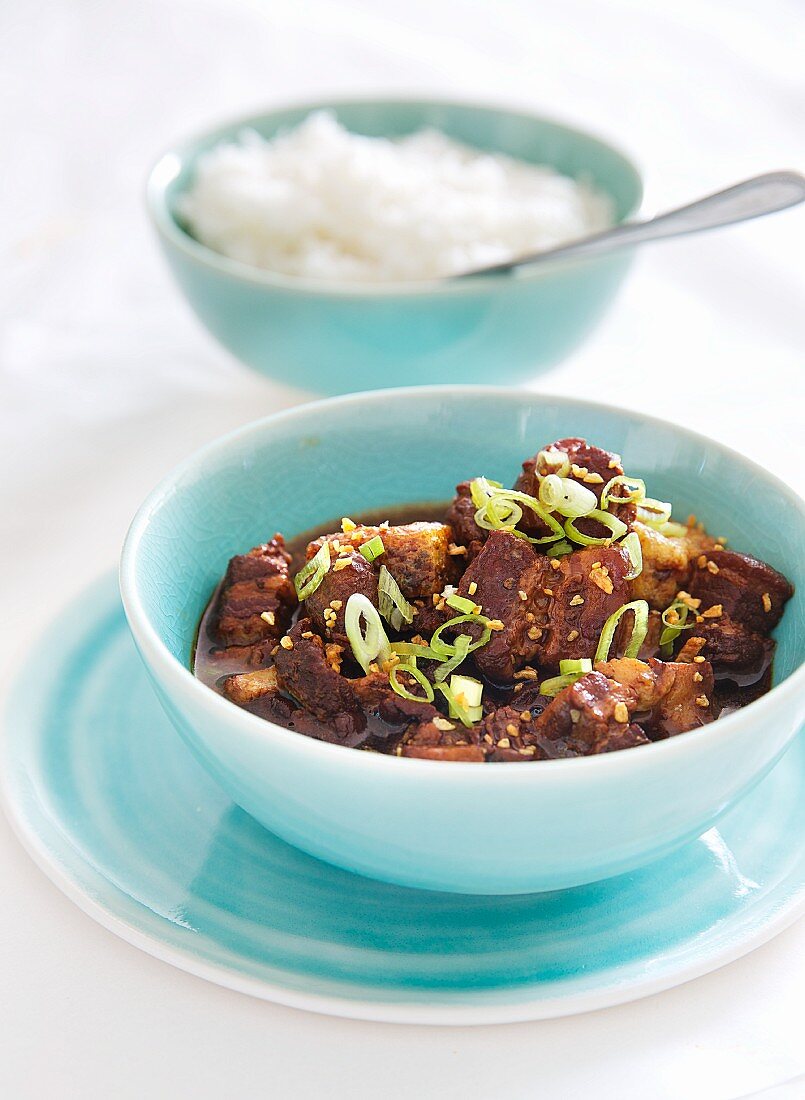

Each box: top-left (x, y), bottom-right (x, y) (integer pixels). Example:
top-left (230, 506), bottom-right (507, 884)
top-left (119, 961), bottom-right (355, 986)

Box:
top-left (177, 111), bottom-right (614, 282)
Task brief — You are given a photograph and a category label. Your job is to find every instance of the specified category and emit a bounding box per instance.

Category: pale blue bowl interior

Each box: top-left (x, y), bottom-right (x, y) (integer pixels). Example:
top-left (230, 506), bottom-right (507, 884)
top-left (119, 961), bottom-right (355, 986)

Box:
top-left (132, 390), bottom-right (804, 688)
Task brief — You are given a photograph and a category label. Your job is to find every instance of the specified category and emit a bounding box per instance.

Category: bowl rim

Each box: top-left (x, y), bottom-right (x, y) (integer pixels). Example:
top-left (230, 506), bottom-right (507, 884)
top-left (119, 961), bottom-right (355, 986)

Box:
top-left (120, 385), bottom-right (805, 781)
top-left (145, 94), bottom-right (644, 299)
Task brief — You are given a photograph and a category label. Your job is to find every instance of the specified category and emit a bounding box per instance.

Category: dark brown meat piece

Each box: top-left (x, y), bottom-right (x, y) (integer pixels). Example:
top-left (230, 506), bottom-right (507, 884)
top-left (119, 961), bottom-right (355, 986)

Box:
top-left (481, 704), bottom-right (566, 760)
top-left (214, 536), bottom-right (296, 646)
top-left (597, 656), bottom-right (716, 737)
top-left (206, 639), bottom-right (277, 668)
top-left (696, 614), bottom-right (775, 680)
top-left (532, 545), bottom-right (633, 669)
top-left (445, 481), bottom-right (486, 560)
top-left (658, 660), bottom-right (717, 736)
top-left (351, 670), bottom-right (442, 729)
top-left (412, 599), bottom-right (450, 637)
top-left (400, 716), bottom-right (486, 761)
top-left (304, 550), bottom-right (378, 644)
top-left (530, 671), bottom-right (645, 754)
top-left (273, 618), bottom-right (366, 745)
top-left (515, 437), bottom-right (636, 533)
top-left (455, 530), bottom-right (545, 682)
top-left (687, 549), bottom-right (793, 633)
top-left (456, 536), bottom-right (632, 680)
top-left (598, 724), bottom-right (653, 753)
top-left (308, 522), bottom-right (457, 599)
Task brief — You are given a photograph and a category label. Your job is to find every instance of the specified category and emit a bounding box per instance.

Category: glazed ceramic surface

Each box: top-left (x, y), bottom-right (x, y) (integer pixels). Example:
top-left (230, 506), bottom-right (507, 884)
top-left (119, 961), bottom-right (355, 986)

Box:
top-left (147, 99), bottom-right (642, 393)
top-left (3, 575), bottom-right (805, 1023)
top-left (119, 388), bottom-right (805, 894)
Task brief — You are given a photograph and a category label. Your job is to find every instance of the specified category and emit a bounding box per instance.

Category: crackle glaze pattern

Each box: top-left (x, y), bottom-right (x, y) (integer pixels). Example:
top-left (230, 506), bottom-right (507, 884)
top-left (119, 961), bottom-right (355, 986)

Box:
top-left (119, 390), bottom-right (805, 895)
top-left (3, 574), bottom-right (805, 1022)
top-left (147, 100), bottom-right (643, 393)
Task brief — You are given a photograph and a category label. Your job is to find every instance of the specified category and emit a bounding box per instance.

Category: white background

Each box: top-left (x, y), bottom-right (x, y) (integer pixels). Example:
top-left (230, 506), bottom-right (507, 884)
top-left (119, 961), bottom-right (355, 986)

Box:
top-left (1, 0), bottom-right (804, 1096)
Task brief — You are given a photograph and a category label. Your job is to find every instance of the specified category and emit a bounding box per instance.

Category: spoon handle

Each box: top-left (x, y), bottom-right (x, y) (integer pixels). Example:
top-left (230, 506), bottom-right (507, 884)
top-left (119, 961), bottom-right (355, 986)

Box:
top-left (463, 171), bottom-right (805, 275)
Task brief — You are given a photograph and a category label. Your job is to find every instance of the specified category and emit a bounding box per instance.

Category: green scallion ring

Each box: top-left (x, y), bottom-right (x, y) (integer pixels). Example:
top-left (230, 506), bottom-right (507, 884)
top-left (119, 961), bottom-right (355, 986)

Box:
top-left (389, 663), bottom-right (435, 703)
top-left (392, 641), bottom-right (444, 662)
top-left (469, 476), bottom-right (503, 509)
top-left (538, 673), bottom-right (580, 697)
top-left (637, 497), bottom-right (673, 528)
top-left (378, 565), bottom-right (415, 630)
top-left (433, 634), bottom-right (472, 682)
top-left (294, 540), bottom-right (331, 601)
top-left (344, 593), bottom-right (391, 674)
top-left (601, 474), bottom-right (646, 510)
top-left (434, 681), bottom-right (476, 728)
top-left (359, 535), bottom-right (385, 562)
top-left (445, 594), bottom-right (479, 615)
top-left (430, 613), bottom-right (492, 658)
top-left (564, 509), bottom-right (628, 547)
top-left (594, 600), bottom-right (650, 664)
top-left (559, 658), bottom-right (592, 675)
top-left (538, 474), bottom-right (598, 518)
top-left (621, 530), bottom-right (643, 580)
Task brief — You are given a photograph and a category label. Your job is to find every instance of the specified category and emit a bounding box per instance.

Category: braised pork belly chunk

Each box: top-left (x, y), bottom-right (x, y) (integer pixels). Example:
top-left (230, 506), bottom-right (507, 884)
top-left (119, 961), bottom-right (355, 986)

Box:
top-left (213, 536), bottom-right (296, 648)
top-left (194, 437), bottom-right (793, 762)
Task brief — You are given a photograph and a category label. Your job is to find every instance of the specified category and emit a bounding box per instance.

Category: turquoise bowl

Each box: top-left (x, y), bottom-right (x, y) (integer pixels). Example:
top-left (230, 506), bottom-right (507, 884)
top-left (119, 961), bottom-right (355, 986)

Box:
top-left (146, 100), bottom-right (643, 394)
top-left (120, 388), bottom-right (805, 894)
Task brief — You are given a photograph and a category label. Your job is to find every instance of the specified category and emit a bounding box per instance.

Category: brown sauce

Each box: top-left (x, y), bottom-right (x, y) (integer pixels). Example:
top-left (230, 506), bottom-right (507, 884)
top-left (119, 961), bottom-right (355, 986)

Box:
top-left (193, 503), bottom-right (773, 744)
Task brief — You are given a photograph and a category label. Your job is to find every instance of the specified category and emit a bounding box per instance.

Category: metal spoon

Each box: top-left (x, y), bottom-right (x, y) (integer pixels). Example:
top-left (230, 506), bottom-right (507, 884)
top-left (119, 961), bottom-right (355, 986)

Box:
top-left (456, 170), bottom-right (805, 277)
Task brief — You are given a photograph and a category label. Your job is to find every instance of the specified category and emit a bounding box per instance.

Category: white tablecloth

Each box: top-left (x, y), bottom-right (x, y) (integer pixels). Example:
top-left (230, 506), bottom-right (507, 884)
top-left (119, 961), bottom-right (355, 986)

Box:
top-left (1, 1), bottom-right (804, 1096)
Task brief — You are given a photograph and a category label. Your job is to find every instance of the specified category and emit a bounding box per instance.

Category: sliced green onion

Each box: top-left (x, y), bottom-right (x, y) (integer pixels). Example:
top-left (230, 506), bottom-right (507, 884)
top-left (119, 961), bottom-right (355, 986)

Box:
top-left (434, 681), bottom-right (477, 727)
top-left (474, 489), bottom-right (564, 545)
top-left (359, 535), bottom-right (385, 562)
top-left (451, 673), bottom-right (483, 708)
top-left (469, 476), bottom-right (503, 509)
top-left (445, 594), bottom-right (479, 615)
top-left (392, 641), bottom-right (444, 662)
top-left (499, 490), bottom-right (566, 544)
top-left (559, 658), bottom-right (592, 675)
top-left (658, 599), bottom-right (696, 656)
top-left (538, 474), bottom-right (598, 518)
top-left (378, 565), bottom-right (415, 631)
top-left (470, 478), bottom-right (565, 545)
top-left (474, 496), bottom-right (523, 532)
top-left (594, 600), bottom-right (650, 664)
top-left (433, 634), bottom-right (472, 682)
top-left (547, 539), bottom-right (574, 558)
top-left (389, 662), bottom-right (435, 703)
top-left (637, 497), bottom-right (673, 528)
top-left (538, 673), bottom-right (580, 697)
top-left (535, 447), bottom-right (570, 479)
top-left (294, 541), bottom-right (331, 601)
top-left (430, 614), bottom-right (492, 658)
top-left (601, 475), bottom-right (646, 510)
top-left (540, 658), bottom-right (593, 697)
top-left (657, 520), bottom-right (689, 538)
top-left (621, 530), bottom-right (643, 580)
top-left (449, 674), bottom-right (483, 723)
top-left (660, 601), bottom-right (694, 630)
top-left (345, 593), bottom-right (392, 674)
top-left (564, 509), bottom-right (628, 547)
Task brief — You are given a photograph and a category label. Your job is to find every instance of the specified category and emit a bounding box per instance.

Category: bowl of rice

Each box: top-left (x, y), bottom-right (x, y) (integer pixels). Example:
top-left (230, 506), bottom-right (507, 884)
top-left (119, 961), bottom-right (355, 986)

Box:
top-left (147, 99), bottom-right (642, 394)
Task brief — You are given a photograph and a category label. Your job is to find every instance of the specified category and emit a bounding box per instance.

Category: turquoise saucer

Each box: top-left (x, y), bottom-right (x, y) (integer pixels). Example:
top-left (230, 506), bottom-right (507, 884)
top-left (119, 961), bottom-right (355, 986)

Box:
top-left (4, 576), bottom-right (805, 1024)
